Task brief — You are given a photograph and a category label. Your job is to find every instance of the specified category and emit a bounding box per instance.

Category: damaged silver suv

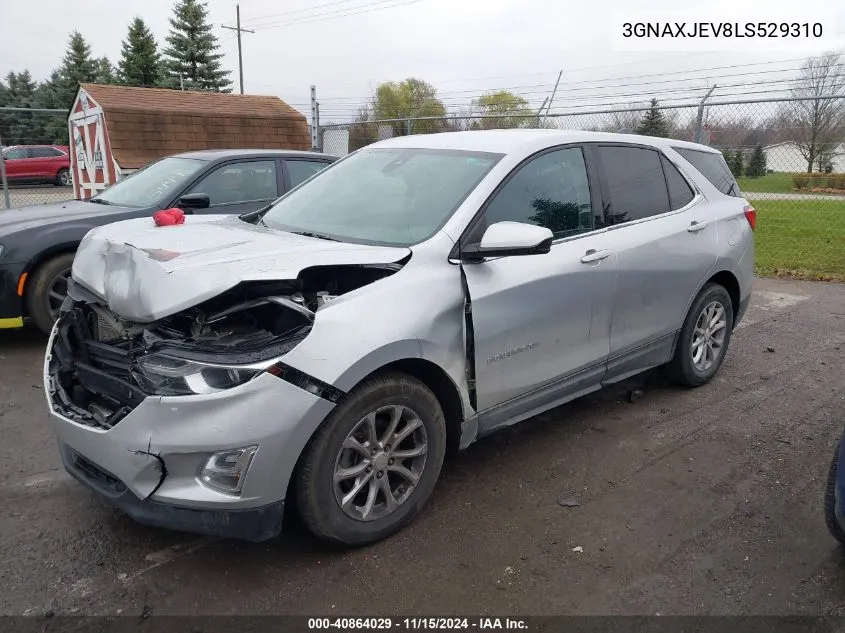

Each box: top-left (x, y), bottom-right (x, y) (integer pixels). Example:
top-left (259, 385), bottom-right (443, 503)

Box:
top-left (44, 130), bottom-right (754, 545)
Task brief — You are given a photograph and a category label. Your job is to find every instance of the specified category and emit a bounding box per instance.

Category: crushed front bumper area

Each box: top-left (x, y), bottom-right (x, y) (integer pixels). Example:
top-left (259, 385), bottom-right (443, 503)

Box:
top-left (44, 299), bottom-right (337, 541)
top-left (60, 443), bottom-right (284, 541)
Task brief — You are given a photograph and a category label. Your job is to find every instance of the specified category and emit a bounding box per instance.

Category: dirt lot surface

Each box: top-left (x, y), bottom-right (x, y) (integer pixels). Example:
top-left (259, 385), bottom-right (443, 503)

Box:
top-left (1, 277), bottom-right (844, 617)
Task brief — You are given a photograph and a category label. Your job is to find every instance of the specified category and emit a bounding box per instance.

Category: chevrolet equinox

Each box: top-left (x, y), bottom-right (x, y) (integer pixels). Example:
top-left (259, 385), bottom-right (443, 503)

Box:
top-left (44, 130), bottom-right (755, 546)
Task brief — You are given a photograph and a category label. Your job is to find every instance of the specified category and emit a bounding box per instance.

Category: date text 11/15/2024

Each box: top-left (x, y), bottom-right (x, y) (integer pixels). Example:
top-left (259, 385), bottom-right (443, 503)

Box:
top-left (307, 618), bottom-right (529, 630)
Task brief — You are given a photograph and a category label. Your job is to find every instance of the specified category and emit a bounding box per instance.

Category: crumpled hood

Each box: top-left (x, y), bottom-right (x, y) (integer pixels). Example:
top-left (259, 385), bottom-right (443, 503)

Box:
top-left (72, 214), bottom-right (410, 322)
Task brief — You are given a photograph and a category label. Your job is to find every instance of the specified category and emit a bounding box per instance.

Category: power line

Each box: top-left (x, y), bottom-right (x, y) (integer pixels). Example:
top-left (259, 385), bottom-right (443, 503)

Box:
top-left (248, 0), bottom-right (425, 30)
top-left (242, 0), bottom-right (367, 27)
top-left (316, 58), bottom-right (841, 104)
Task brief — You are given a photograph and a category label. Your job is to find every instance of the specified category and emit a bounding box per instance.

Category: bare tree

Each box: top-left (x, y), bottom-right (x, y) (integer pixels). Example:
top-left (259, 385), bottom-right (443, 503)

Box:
top-left (601, 102), bottom-right (644, 133)
top-left (787, 51), bottom-right (845, 173)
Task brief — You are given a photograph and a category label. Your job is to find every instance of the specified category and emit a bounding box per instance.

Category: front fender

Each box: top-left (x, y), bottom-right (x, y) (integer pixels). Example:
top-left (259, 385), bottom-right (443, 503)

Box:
top-left (279, 255), bottom-right (471, 415)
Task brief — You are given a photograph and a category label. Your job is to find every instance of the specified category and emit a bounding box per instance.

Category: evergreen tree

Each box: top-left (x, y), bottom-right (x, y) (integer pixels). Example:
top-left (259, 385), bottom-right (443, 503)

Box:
top-left (1, 71), bottom-right (40, 144)
top-left (635, 98), bottom-right (669, 137)
top-left (119, 17), bottom-right (162, 87)
top-left (722, 149), bottom-right (743, 178)
top-left (162, 0), bottom-right (231, 92)
top-left (746, 145), bottom-right (767, 178)
top-left (95, 57), bottom-right (116, 84)
top-left (731, 150), bottom-right (744, 178)
top-left (34, 70), bottom-right (69, 144)
top-left (55, 31), bottom-right (99, 106)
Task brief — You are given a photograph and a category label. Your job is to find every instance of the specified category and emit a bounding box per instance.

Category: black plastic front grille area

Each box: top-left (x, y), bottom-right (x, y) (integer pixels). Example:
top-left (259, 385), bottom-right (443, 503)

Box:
top-left (71, 450), bottom-right (127, 495)
top-left (51, 305), bottom-right (147, 429)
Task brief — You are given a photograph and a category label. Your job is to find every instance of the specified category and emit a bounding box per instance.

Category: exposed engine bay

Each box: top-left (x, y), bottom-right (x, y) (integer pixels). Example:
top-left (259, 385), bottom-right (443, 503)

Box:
top-left (48, 263), bottom-right (403, 430)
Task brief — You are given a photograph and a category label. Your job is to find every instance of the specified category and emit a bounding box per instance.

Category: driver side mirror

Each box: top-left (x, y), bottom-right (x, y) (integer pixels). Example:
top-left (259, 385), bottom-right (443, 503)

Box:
top-left (461, 221), bottom-right (554, 260)
top-left (176, 193), bottom-right (211, 213)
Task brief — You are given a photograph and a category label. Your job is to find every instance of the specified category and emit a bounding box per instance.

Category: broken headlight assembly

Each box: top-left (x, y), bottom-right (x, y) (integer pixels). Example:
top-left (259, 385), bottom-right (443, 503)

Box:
top-left (133, 353), bottom-right (269, 396)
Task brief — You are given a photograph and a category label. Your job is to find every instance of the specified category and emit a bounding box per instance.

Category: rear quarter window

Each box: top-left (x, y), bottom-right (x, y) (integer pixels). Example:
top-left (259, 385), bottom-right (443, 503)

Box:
top-left (673, 147), bottom-right (740, 197)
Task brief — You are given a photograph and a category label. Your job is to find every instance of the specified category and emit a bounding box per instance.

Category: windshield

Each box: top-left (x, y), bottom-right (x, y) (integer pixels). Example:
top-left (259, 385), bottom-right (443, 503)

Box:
top-left (260, 147), bottom-right (502, 246)
top-left (92, 157), bottom-right (207, 208)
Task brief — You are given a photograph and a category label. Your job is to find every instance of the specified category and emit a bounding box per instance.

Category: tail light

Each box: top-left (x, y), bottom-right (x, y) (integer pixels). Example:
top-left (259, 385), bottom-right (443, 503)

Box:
top-left (743, 205), bottom-right (756, 231)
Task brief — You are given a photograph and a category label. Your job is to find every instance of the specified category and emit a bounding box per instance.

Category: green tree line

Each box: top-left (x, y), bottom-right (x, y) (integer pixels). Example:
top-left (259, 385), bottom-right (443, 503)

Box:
top-left (0, 0), bottom-right (231, 146)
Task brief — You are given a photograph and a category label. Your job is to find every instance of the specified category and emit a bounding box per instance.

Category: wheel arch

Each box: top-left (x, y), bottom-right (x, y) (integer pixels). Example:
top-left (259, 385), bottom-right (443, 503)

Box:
top-left (706, 269), bottom-right (741, 322)
top-left (20, 244), bottom-right (78, 315)
top-left (283, 354), bottom-right (468, 512)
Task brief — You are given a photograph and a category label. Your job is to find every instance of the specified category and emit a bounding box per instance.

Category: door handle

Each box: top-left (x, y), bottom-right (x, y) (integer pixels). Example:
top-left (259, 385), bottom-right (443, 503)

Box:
top-left (687, 220), bottom-right (709, 232)
top-left (580, 248), bottom-right (611, 263)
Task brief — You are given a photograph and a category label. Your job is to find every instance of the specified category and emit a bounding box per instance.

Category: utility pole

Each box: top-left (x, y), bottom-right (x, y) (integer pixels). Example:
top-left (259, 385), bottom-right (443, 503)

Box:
top-left (222, 4), bottom-right (254, 94)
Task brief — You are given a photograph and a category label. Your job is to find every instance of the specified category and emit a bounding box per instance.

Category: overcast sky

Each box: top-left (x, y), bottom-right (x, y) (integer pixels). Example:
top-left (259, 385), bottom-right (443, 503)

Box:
top-left (2, 0), bottom-right (844, 122)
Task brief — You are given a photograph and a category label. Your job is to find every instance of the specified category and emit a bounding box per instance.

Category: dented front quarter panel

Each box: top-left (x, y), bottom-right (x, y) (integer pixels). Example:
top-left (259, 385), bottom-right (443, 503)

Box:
top-left (280, 231), bottom-right (475, 425)
top-left (72, 214), bottom-right (411, 322)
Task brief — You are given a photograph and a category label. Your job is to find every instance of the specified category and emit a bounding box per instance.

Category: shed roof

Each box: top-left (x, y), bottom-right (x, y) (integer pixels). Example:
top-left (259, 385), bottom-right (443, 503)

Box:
top-left (76, 84), bottom-right (311, 169)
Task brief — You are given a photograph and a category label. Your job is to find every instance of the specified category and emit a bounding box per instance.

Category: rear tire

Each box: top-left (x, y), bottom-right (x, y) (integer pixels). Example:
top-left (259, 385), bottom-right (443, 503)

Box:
top-left (55, 168), bottom-right (71, 187)
top-left (296, 372), bottom-right (446, 546)
top-left (666, 283), bottom-right (734, 388)
top-left (824, 445), bottom-right (845, 546)
top-left (25, 253), bottom-right (75, 335)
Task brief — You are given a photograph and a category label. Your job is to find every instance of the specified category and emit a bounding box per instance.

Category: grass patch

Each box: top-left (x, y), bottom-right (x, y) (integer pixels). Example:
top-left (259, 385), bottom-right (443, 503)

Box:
top-left (754, 199), bottom-right (845, 280)
top-left (737, 172), bottom-right (795, 193)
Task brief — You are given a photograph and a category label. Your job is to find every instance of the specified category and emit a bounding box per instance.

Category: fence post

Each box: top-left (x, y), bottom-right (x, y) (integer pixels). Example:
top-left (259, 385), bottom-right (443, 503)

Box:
top-left (535, 98), bottom-right (548, 128)
top-left (694, 85), bottom-right (717, 144)
top-left (310, 85), bottom-right (319, 150)
top-left (541, 70), bottom-right (563, 127)
top-left (405, 118), bottom-right (412, 135)
top-left (0, 132), bottom-right (9, 210)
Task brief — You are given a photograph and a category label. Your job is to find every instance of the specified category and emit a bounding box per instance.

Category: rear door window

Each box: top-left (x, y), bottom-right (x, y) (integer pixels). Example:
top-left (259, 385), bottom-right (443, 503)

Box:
top-left (596, 146), bottom-right (670, 225)
top-left (30, 147), bottom-right (64, 158)
top-left (286, 159), bottom-right (330, 188)
top-left (673, 147), bottom-right (740, 197)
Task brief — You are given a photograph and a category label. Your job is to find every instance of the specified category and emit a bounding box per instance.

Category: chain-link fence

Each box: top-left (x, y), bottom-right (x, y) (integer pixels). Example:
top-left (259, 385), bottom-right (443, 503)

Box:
top-left (0, 107), bottom-right (74, 209)
top-left (321, 95), bottom-right (845, 281)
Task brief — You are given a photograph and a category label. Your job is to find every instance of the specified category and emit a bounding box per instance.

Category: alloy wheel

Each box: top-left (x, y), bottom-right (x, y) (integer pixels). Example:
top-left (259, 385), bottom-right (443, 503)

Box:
top-left (691, 300), bottom-right (727, 372)
top-left (333, 405), bottom-right (429, 522)
top-left (47, 268), bottom-right (72, 321)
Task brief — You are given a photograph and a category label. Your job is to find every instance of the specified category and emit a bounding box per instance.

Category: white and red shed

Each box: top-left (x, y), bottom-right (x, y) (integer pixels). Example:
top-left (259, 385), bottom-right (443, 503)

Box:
top-left (67, 83), bottom-right (311, 200)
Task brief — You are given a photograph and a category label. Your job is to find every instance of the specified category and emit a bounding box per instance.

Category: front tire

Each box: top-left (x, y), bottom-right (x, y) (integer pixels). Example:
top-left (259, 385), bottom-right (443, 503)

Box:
top-left (25, 253), bottom-right (74, 335)
top-left (296, 372), bottom-right (446, 546)
top-left (666, 283), bottom-right (734, 387)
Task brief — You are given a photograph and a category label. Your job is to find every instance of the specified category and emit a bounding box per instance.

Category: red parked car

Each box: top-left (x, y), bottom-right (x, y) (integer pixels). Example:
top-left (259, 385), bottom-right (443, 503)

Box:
top-left (1, 145), bottom-right (71, 186)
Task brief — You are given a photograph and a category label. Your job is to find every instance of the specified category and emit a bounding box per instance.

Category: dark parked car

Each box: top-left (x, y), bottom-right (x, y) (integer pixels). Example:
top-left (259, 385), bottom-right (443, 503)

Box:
top-left (0, 149), bottom-right (336, 334)
top-left (825, 429), bottom-right (845, 547)
top-left (2, 145), bottom-right (72, 186)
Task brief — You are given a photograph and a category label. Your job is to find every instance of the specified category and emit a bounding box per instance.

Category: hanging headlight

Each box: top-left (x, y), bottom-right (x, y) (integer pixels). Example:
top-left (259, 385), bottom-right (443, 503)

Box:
top-left (133, 353), bottom-right (264, 396)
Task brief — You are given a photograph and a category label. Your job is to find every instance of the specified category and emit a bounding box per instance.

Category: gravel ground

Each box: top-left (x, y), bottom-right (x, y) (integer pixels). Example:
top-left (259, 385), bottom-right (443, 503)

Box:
top-left (1, 277), bottom-right (844, 617)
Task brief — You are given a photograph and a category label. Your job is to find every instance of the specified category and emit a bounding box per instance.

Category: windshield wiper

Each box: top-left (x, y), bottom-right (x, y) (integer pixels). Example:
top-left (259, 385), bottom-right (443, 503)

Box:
top-left (88, 198), bottom-right (113, 205)
top-left (289, 230), bottom-right (340, 242)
